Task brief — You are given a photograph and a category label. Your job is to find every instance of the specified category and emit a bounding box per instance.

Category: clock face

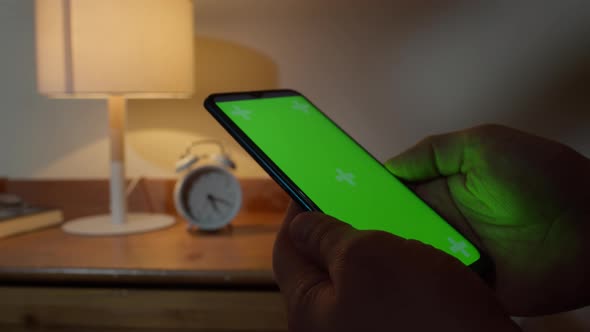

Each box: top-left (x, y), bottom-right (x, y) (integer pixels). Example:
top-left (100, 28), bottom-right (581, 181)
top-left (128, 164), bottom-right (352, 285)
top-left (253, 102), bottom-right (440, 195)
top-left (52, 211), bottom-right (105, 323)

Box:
top-left (176, 166), bottom-right (242, 230)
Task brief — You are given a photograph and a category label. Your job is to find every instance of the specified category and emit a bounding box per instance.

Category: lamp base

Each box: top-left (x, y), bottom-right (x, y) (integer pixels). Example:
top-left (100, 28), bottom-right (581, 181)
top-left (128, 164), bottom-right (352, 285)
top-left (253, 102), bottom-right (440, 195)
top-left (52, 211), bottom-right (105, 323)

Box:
top-left (62, 213), bottom-right (175, 236)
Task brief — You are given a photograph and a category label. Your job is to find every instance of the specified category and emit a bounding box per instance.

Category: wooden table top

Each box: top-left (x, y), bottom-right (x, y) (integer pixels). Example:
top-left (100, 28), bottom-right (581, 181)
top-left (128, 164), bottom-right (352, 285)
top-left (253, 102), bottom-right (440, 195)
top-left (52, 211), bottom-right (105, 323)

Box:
top-left (0, 179), bottom-right (288, 288)
top-left (0, 213), bottom-right (282, 287)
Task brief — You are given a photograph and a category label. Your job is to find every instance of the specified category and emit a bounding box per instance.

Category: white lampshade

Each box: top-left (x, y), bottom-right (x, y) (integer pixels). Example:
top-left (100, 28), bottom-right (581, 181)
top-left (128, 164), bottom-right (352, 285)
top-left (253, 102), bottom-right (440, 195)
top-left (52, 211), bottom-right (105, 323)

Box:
top-left (35, 0), bottom-right (194, 99)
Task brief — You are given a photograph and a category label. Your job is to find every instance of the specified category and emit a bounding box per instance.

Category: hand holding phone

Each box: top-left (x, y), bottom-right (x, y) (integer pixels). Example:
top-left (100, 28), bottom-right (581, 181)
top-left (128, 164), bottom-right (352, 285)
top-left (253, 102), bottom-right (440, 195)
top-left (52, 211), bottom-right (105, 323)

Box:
top-left (387, 124), bottom-right (590, 316)
top-left (204, 90), bottom-right (491, 275)
top-left (206, 90), bottom-right (590, 319)
top-left (273, 202), bottom-right (521, 332)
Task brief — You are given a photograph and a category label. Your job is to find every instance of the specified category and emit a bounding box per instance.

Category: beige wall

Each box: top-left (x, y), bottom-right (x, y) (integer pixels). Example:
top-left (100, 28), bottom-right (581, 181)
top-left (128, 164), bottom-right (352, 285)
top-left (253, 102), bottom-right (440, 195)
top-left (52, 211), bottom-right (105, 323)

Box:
top-left (1, 0), bottom-right (588, 180)
top-left (0, 0), bottom-right (404, 179)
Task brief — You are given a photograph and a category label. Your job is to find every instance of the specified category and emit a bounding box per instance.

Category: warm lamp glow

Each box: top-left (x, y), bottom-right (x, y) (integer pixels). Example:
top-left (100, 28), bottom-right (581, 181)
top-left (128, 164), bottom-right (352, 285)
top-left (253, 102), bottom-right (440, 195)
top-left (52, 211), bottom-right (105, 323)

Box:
top-left (35, 0), bottom-right (194, 99)
top-left (34, 0), bottom-right (194, 236)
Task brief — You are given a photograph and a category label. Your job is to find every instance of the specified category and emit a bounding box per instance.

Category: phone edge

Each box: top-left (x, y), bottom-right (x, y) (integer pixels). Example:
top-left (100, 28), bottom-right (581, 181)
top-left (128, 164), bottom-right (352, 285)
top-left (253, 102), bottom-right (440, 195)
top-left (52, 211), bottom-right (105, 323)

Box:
top-left (204, 90), bottom-right (321, 213)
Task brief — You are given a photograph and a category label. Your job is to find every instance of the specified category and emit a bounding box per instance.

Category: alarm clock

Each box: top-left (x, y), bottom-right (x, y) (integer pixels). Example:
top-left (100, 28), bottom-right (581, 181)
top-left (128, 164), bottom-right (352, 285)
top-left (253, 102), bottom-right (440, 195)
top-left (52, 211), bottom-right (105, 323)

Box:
top-left (174, 140), bottom-right (242, 231)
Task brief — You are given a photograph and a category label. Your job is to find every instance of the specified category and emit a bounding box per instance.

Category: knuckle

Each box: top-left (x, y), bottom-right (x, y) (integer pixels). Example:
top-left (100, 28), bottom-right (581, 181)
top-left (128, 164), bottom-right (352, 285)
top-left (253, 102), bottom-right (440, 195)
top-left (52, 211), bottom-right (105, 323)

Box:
top-left (288, 268), bottom-right (324, 303)
top-left (301, 213), bottom-right (345, 247)
top-left (290, 212), bottom-right (326, 242)
top-left (291, 271), bottom-right (313, 300)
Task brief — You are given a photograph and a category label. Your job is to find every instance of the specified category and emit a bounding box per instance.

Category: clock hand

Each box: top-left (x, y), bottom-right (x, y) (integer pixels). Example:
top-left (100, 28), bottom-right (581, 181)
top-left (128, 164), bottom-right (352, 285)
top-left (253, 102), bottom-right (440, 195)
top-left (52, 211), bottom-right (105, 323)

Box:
top-left (208, 195), bottom-right (232, 206)
top-left (207, 194), bottom-right (220, 212)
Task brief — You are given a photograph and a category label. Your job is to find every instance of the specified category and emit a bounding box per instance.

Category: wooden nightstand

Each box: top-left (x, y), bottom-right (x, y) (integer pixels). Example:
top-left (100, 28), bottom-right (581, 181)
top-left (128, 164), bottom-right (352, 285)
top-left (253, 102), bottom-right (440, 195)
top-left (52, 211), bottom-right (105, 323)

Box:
top-left (0, 179), bottom-right (289, 332)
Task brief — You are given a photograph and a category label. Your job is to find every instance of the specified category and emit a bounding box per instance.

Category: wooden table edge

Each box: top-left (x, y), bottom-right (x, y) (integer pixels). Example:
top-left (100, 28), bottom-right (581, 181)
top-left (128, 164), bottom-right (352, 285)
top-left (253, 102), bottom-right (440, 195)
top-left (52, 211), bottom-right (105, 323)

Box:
top-left (0, 267), bottom-right (277, 289)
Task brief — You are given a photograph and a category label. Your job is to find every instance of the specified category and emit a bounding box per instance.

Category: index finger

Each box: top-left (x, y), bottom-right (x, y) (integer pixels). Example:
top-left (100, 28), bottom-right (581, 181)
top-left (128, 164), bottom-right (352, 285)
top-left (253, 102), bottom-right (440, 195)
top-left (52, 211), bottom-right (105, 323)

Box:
top-left (272, 202), bottom-right (329, 308)
top-left (385, 132), bottom-right (469, 181)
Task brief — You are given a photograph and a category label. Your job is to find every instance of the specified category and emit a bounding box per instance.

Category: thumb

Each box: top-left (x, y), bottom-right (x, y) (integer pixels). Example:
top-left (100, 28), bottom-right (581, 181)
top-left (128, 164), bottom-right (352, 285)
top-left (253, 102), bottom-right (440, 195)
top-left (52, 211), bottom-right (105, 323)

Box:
top-left (289, 212), bottom-right (356, 274)
top-left (385, 131), bottom-right (469, 181)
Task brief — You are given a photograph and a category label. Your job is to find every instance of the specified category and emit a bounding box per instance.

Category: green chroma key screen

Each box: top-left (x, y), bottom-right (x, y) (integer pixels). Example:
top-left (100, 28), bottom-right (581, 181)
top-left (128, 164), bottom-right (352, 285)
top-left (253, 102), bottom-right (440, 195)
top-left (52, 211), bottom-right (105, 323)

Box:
top-left (217, 95), bottom-right (479, 265)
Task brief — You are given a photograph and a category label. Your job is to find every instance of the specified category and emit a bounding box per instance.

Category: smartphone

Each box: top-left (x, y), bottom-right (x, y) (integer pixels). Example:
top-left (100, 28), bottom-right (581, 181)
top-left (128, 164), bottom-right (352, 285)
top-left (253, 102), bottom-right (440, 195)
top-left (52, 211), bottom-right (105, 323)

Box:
top-left (204, 89), bottom-right (492, 276)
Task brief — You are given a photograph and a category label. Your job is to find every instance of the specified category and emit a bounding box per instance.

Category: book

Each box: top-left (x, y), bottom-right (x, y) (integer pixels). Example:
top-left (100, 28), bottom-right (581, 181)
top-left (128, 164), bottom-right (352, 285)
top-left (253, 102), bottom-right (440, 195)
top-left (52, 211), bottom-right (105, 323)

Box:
top-left (0, 206), bottom-right (63, 238)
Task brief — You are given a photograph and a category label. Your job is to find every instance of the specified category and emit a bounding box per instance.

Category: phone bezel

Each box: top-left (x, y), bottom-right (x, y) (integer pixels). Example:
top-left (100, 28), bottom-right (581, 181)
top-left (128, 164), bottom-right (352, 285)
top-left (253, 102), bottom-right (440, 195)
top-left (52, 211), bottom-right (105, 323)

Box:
top-left (204, 89), bottom-right (494, 280)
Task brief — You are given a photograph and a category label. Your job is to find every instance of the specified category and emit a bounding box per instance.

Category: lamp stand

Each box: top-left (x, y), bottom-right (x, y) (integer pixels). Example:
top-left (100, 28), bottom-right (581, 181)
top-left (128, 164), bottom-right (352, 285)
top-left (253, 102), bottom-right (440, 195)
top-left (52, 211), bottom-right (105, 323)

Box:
top-left (61, 96), bottom-right (175, 236)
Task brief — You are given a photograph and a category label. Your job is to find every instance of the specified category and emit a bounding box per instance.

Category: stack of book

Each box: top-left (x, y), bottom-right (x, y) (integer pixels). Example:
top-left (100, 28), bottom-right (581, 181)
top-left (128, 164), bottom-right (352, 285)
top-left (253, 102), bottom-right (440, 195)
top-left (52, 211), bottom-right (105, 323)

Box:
top-left (0, 195), bottom-right (63, 238)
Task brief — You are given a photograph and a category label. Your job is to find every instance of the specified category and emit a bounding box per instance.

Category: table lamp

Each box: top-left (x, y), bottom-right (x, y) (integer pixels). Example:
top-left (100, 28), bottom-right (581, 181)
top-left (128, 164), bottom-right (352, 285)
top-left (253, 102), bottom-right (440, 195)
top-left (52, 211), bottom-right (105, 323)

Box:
top-left (34, 0), bottom-right (194, 235)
